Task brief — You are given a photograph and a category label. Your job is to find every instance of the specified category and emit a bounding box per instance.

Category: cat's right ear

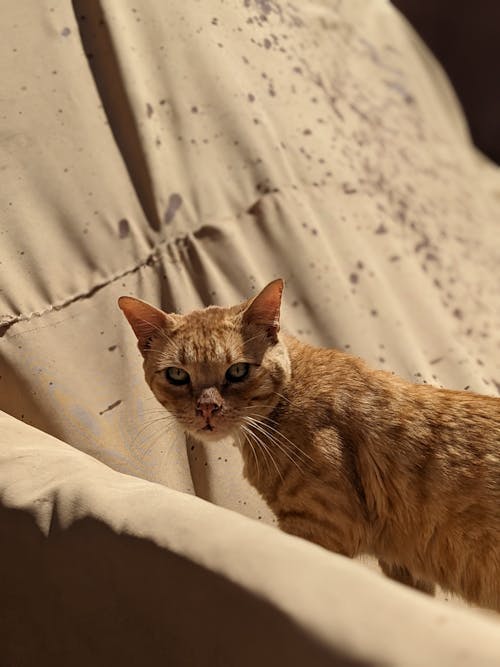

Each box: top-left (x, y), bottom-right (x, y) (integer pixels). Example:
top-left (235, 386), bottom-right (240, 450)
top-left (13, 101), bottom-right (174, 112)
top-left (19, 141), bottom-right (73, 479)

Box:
top-left (118, 296), bottom-right (174, 356)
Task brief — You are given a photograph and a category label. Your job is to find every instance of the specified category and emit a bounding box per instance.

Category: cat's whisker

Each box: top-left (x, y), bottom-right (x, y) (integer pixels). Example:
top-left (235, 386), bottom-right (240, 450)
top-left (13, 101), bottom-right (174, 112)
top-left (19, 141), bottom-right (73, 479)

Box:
top-left (241, 423), bottom-right (277, 479)
top-left (137, 411), bottom-right (177, 424)
top-left (138, 408), bottom-right (174, 417)
top-left (131, 416), bottom-right (177, 449)
top-left (243, 425), bottom-right (272, 478)
top-left (257, 421), bottom-right (313, 464)
top-left (135, 419), bottom-right (178, 438)
top-left (240, 405), bottom-right (281, 412)
top-left (238, 428), bottom-right (260, 482)
top-left (132, 427), bottom-right (176, 457)
top-left (137, 405), bottom-right (170, 413)
top-left (138, 424), bottom-right (178, 460)
top-left (242, 418), bottom-right (286, 482)
top-left (243, 413), bottom-right (314, 465)
top-left (244, 416), bottom-right (307, 474)
top-left (244, 422), bottom-right (310, 477)
top-left (259, 439), bottom-right (284, 483)
top-left (240, 410), bottom-right (287, 431)
top-left (250, 432), bottom-right (283, 482)
top-left (133, 414), bottom-right (176, 434)
top-left (271, 390), bottom-right (295, 407)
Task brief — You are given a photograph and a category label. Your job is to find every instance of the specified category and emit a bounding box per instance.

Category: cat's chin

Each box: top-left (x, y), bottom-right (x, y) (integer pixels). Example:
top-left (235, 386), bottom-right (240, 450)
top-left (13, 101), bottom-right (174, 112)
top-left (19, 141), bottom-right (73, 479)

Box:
top-left (189, 426), bottom-right (235, 444)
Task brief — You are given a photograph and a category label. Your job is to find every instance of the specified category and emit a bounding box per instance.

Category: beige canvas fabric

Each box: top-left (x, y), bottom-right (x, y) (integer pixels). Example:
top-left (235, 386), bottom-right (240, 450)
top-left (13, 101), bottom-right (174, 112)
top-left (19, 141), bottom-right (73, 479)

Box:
top-left (1, 0), bottom-right (500, 664)
top-left (2, 410), bottom-right (500, 667)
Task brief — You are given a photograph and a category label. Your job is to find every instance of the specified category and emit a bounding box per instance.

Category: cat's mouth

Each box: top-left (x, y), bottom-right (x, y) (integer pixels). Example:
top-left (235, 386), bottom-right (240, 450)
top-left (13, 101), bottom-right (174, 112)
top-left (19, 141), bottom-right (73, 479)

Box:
top-left (195, 425), bottom-right (229, 442)
top-left (192, 417), bottom-right (237, 442)
top-left (198, 420), bottom-right (227, 437)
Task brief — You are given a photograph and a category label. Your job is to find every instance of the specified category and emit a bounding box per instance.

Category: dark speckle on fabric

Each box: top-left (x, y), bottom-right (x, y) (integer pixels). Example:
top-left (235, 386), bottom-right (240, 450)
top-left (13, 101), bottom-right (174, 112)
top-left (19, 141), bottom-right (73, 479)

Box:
top-left (118, 219), bottom-right (130, 238)
top-left (165, 194), bottom-right (183, 223)
top-left (99, 400), bottom-right (122, 416)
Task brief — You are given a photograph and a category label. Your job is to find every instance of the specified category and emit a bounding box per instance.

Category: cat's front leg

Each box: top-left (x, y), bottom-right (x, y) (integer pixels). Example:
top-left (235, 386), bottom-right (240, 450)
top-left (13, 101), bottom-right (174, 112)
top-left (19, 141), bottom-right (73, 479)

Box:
top-left (378, 559), bottom-right (435, 596)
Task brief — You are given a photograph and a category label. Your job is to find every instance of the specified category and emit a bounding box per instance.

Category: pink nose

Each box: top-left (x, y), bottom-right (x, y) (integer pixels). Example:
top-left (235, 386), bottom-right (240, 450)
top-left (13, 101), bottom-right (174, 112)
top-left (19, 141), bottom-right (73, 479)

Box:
top-left (196, 399), bottom-right (221, 419)
top-left (196, 387), bottom-right (223, 420)
top-left (197, 402), bottom-right (220, 419)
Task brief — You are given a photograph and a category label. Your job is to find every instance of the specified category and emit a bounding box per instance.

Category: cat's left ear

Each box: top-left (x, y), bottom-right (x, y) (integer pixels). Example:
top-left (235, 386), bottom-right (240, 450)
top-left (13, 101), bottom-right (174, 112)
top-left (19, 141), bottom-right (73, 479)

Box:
top-left (243, 278), bottom-right (284, 343)
top-left (118, 296), bottom-right (175, 356)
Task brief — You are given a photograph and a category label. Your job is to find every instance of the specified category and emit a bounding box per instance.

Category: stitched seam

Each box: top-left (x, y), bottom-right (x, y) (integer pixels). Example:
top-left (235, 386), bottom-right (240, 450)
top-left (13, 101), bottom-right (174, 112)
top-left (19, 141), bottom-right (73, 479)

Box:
top-left (0, 235), bottom-right (173, 331)
top-left (0, 199), bottom-right (249, 331)
top-left (0, 183), bottom-right (328, 332)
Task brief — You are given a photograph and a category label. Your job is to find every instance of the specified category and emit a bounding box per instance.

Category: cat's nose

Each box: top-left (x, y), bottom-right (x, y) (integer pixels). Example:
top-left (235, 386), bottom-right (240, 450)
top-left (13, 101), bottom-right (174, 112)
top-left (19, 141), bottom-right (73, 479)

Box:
top-left (196, 388), bottom-right (222, 419)
top-left (196, 401), bottom-right (221, 419)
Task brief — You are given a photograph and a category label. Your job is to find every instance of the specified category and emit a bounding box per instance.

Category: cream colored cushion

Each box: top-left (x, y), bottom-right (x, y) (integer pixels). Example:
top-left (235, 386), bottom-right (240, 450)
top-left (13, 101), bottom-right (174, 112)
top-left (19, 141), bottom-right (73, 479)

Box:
top-left (2, 411), bottom-right (500, 666)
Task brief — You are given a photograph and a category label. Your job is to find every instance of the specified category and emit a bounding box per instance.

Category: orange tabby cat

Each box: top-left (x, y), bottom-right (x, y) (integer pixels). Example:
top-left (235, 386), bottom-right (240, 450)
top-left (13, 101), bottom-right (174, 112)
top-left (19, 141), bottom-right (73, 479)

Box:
top-left (119, 280), bottom-right (500, 611)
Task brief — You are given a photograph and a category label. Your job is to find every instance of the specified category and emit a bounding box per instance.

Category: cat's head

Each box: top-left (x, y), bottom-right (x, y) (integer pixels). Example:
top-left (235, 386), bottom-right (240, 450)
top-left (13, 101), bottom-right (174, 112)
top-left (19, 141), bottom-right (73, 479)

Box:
top-left (118, 279), bottom-right (291, 442)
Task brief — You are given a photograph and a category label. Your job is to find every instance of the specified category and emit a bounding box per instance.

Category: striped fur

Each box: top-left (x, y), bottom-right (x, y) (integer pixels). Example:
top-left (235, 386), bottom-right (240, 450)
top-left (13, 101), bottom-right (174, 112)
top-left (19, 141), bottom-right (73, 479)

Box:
top-left (119, 281), bottom-right (500, 612)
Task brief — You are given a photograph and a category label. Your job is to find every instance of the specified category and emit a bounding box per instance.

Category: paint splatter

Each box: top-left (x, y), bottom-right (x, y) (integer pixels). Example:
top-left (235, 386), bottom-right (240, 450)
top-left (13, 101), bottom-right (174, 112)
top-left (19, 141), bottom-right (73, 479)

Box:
top-left (118, 219), bottom-right (130, 238)
top-left (165, 193), bottom-right (183, 223)
top-left (99, 400), bottom-right (122, 416)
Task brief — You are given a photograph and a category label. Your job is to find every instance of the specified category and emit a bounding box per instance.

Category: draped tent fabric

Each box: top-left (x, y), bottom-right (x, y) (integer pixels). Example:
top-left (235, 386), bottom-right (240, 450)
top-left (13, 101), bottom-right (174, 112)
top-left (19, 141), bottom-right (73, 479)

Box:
top-left (1, 1), bottom-right (500, 664)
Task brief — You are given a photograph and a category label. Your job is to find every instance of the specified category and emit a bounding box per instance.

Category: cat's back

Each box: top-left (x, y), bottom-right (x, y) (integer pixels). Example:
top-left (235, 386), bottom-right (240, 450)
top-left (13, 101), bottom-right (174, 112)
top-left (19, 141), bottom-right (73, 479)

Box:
top-left (280, 335), bottom-right (500, 610)
top-left (282, 333), bottom-right (500, 508)
top-left (283, 333), bottom-right (500, 451)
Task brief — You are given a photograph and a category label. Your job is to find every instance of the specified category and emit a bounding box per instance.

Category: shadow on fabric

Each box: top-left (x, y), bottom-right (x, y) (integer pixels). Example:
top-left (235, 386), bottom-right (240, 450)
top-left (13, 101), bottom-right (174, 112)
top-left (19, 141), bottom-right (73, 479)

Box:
top-left (0, 505), bottom-right (369, 667)
top-left (71, 1), bottom-right (161, 231)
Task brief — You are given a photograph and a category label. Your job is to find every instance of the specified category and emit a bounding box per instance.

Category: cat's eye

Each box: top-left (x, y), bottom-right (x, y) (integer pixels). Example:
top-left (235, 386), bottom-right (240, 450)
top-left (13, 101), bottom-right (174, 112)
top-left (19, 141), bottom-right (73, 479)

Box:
top-left (165, 367), bottom-right (190, 386)
top-left (225, 362), bottom-right (250, 383)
